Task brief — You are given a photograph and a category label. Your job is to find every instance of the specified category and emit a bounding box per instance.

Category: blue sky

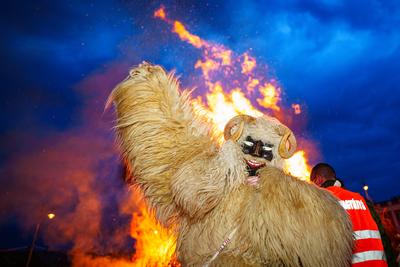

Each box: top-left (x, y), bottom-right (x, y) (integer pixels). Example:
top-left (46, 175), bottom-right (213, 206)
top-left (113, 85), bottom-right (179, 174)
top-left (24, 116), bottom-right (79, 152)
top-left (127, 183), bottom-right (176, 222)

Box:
top-left (1, 0), bottom-right (399, 251)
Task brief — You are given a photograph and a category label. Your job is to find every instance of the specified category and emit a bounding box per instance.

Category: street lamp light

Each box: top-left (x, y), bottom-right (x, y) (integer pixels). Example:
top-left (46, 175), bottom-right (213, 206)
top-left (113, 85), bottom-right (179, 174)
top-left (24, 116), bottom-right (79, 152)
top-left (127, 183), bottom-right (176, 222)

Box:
top-left (363, 184), bottom-right (372, 202)
top-left (25, 212), bottom-right (56, 267)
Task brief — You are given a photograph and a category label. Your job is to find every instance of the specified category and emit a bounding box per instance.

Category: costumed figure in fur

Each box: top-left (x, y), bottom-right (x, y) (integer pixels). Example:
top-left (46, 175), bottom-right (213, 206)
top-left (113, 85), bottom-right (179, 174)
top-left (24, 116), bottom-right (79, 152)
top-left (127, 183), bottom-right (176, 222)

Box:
top-left (109, 63), bottom-right (353, 267)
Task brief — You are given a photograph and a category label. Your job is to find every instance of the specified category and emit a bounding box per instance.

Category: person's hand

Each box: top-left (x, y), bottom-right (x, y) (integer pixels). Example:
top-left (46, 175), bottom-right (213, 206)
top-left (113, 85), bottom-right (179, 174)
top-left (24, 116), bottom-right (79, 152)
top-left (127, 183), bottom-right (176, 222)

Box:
top-left (246, 175), bottom-right (259, 187)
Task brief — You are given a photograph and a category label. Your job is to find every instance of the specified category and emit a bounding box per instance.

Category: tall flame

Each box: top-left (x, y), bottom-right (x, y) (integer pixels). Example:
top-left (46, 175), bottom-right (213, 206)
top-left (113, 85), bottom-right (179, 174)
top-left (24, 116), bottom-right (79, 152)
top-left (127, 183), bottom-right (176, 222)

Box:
top-left (129, 6), bottom-right (315, 266)
top-left (154, 7), bottom-right (282, 135)
top-left (153, 6), bottom-right (310, 177)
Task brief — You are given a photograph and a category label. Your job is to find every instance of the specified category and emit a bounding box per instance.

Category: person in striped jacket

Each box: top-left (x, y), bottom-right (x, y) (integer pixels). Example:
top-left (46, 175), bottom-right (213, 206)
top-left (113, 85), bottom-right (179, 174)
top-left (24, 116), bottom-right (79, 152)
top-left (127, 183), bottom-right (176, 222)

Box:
top-left (311, 163), bottom-right (388, 267)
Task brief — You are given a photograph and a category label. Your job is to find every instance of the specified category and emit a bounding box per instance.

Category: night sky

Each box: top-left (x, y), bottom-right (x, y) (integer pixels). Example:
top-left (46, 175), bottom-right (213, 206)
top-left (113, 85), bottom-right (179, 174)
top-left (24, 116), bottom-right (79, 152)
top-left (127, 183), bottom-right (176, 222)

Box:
top-left (1, 0), bottom-right (399, 253)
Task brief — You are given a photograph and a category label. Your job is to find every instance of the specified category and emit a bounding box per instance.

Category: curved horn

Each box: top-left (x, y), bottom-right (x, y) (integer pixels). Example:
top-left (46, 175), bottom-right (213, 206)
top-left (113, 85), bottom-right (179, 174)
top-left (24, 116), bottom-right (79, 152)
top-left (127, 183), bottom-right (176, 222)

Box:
top-left (278, 126), bottom-right (297, 159)
top-left (224, 115), bottom-right (255, 142)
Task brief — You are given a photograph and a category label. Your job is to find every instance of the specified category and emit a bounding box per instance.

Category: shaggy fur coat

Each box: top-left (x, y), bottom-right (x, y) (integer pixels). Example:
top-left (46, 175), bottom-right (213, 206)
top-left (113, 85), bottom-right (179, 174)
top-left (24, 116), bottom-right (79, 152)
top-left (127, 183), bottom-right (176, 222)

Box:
top-left (109, 63), bottom-right (353, 267)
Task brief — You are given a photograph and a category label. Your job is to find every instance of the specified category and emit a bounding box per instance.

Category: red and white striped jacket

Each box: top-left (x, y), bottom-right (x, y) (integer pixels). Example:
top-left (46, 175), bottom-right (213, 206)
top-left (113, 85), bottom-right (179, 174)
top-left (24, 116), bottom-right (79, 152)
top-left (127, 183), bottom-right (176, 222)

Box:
top-left (326, 186), bottom-right (387, 267)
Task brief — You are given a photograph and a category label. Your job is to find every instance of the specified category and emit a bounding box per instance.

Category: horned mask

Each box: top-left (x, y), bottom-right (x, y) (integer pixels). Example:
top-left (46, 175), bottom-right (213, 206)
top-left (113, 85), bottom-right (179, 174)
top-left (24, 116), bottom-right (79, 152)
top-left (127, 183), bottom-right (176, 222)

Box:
top-left (223, 114), bottom-right (297, 159)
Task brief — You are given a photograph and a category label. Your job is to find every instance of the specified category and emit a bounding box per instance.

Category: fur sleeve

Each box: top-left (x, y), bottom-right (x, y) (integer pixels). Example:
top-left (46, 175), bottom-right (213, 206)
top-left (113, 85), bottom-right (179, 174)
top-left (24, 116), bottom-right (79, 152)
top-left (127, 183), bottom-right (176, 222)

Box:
top-left (109, 63), bottom-right (219, 226)
top-left (170, 140), bottom-right (247, 219)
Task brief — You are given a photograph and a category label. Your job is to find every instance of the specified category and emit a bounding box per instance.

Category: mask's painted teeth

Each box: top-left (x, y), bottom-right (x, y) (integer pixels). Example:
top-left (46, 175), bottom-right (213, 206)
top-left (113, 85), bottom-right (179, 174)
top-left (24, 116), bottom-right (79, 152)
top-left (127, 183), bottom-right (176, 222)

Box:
top-left (246, 159), bottom-right (266, 169)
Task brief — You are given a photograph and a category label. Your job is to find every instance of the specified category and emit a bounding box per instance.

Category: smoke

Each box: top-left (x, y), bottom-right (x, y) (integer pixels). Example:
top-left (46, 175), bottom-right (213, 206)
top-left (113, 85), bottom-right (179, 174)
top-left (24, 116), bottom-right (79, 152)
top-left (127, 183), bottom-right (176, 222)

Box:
top-left (0, 62), bottom-right (140, 265)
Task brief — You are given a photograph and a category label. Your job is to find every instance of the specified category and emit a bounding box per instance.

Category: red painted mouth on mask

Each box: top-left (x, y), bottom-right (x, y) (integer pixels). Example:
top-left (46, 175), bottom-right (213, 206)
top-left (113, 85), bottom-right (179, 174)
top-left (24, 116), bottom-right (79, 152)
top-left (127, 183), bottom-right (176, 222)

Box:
top-left (245, 159), bottom-right (266, 169)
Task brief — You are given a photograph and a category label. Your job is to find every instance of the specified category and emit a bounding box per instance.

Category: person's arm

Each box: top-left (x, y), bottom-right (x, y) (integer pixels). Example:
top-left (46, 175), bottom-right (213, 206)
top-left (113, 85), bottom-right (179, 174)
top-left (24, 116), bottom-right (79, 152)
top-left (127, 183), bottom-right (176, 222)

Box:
top-left (366, 200), bottom-right (397, 266)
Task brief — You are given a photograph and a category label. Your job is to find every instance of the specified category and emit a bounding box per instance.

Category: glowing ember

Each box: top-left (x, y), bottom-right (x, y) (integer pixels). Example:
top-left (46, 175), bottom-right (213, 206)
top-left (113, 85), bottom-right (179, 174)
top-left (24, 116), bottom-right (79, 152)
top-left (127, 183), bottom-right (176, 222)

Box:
top-left (154, 6), bottom-right (166, 20)
top-left (241, 53), bottom-right (256, 74)
top-left (292, 103), bottom-right (302, 114)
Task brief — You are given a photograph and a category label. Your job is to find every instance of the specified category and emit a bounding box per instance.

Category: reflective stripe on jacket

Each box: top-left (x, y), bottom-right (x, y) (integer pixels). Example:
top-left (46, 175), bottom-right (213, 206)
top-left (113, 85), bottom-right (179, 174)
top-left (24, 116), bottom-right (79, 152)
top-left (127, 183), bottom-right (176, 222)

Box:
top-left (326, 186), bottom-right (387, 267)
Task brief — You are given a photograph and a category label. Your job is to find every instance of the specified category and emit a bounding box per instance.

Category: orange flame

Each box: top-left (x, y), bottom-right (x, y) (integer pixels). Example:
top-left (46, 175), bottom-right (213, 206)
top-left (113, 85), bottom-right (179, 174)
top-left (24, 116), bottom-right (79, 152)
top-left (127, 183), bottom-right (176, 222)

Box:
top-left (173, 21), bottom-right (207, 49)
top-left (192, 83), bottom-right (263, 142)
top-left (247, 78), bottom-right (260, 93)
top-left (283, 150), bottom-right (311, 181)
top-left (241, 53), bottom-right (256, 74)
top-left (154, 6), bottom-right (208, 49)
top-left (257, 82), bottom-right (281, 111)
top-left (130, 196), bottom-right (179, 266)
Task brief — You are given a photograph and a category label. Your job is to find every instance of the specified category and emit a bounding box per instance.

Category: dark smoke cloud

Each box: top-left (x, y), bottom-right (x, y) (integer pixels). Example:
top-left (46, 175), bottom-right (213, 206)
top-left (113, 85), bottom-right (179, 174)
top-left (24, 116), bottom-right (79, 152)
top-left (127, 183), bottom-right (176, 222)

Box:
top-left (0, 62), bottom-right (139, 265)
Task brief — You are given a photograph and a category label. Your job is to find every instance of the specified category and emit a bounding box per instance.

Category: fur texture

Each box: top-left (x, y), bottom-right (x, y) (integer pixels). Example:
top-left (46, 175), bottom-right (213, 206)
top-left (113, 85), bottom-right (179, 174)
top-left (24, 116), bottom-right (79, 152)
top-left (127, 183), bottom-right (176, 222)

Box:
top-left (109, 63), bottom-right (353, 266)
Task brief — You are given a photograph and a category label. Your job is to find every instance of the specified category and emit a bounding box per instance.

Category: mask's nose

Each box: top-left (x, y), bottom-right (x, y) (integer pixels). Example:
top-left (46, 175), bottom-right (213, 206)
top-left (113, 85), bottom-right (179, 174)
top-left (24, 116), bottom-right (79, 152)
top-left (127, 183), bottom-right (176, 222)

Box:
top-left (251, 141), bottom-right (263, 157)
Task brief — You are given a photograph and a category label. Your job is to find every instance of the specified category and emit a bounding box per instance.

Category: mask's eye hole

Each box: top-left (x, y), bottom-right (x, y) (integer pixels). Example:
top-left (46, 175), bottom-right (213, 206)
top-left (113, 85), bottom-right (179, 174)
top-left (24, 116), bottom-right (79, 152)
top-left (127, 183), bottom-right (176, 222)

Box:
top-left (243, 141), bottom-right (254, 147)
